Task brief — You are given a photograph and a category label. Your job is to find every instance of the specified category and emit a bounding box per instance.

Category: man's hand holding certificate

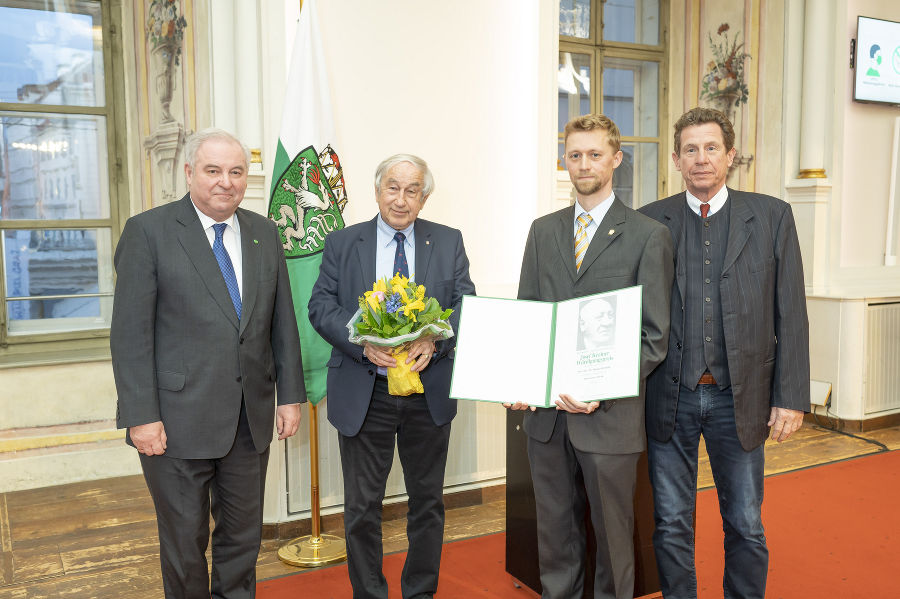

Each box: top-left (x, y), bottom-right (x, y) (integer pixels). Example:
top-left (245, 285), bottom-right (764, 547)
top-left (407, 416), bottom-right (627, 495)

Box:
top-left (449, 286), bottom-right (643, 408)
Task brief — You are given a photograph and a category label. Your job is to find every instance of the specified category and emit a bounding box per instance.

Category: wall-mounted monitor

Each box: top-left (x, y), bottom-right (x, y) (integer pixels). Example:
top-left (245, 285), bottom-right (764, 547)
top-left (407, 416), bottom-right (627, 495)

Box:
top-left (854, 15), bottom-right (900, 107)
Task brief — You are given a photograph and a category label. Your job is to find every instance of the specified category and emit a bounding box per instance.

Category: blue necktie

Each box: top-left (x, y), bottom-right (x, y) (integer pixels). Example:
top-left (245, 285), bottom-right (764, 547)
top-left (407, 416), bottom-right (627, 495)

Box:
top-left (393, 232), bottom-right (409, 278)
top-left (212, 223), bottom-right (242, 320)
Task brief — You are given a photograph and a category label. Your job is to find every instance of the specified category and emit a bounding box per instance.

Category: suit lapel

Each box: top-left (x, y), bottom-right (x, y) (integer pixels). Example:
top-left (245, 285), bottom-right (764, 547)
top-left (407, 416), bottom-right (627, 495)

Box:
top-left (553, 205), bottom-right (578, 284)
top-left (723, 189), bottom-right (753, 273)
top-left (175, 196), bottom-right (240, 330)
top-left (236, 209), bottom-right (260, 334)
top-left (356, 217), bottom-right (378, 287)
top-left (663, 194), bottom-right (687, 304)
top-left (414, 220), bottom-right (433, 283)
top-left (576, 198), bottom-right (627, 281)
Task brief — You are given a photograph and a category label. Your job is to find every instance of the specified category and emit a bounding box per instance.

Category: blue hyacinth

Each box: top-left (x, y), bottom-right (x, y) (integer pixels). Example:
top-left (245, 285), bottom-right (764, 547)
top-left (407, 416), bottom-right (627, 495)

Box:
top-left (385, 293), bottom-right (404, 314)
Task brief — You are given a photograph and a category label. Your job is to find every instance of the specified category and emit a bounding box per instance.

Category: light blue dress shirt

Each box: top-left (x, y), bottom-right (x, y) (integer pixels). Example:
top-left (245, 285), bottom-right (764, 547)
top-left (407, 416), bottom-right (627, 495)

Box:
top-left (373, 215), bottom-right (416, 374)
top-left (376, 215), bottom-right (416, 281)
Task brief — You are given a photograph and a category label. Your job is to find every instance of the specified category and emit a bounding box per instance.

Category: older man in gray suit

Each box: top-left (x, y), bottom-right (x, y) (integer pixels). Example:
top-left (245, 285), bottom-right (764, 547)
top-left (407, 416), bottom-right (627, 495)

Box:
top-left (110, 128), bottom-right (306, 599)
top-left (509, 114), bottom-right (674, 599)
top-left (639, 107), bottom-right (810, 599)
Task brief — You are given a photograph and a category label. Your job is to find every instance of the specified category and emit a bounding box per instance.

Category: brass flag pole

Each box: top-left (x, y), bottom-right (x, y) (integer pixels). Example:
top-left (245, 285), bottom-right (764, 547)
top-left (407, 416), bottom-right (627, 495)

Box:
top-left (278, 400), bottom-right (347, 566)
top-left (273, 0), bottom-right (346, 567)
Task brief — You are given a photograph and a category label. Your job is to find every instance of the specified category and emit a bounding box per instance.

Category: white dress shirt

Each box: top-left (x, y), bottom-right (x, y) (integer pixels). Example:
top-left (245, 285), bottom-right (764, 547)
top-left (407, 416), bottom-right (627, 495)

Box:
top-left (574, 191), bottom-right (616, 247)
top-left (685, 185), bottom-right (729, 217)
top-left (192, 203), bottom-right (243, 298)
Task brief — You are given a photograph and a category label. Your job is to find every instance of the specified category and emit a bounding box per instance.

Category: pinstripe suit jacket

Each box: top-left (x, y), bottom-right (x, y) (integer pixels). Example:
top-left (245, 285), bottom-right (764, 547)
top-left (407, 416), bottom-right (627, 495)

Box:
top-left (639, 189), bottom-right (811, 451)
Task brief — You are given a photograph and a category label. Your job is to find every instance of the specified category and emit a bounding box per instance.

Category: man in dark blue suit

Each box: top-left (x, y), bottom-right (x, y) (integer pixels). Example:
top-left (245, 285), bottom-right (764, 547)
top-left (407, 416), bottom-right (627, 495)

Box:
top-left (639, 108), bottom-right (810, 599)
top-left (309, 154), bottom-right (475, 599)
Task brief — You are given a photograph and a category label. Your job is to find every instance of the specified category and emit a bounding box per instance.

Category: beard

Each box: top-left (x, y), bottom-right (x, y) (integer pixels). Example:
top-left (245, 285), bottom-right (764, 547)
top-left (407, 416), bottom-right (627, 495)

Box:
top-left (572, 176), bottom-right (605, 197)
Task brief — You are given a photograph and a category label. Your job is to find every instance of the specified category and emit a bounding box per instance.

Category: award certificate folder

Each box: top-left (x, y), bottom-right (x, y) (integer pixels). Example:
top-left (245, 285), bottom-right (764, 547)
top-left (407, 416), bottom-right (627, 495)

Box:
top-left (450, 286), bottom-right (642, 407)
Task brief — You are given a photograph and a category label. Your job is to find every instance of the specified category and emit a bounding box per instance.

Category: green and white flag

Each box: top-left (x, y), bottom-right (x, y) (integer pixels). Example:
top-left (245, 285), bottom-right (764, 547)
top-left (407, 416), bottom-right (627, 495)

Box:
top-left (268, 0), bottom-right (347, 405)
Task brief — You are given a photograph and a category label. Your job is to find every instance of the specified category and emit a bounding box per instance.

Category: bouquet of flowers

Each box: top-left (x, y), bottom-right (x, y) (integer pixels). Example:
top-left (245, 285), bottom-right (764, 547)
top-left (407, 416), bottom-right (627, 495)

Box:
top-left (346, 273), bottom-right (455, 396)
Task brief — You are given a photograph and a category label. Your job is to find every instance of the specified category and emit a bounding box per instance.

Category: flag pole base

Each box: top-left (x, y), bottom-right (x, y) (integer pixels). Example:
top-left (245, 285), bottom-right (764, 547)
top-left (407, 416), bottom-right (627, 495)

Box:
top-left (277, 533), bottom-right (347, 568)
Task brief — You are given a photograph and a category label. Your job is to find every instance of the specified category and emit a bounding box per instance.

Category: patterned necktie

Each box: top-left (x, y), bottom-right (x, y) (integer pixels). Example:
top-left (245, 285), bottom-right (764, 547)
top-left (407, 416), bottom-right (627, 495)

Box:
top-left (393, 232), bottom-right (409, 278)
top-left (212, 223), bottom-right (242, 319)
top-left (574, 213), bottom-right (593, 272)
top-left (700, 203), bottom-right (710, 218)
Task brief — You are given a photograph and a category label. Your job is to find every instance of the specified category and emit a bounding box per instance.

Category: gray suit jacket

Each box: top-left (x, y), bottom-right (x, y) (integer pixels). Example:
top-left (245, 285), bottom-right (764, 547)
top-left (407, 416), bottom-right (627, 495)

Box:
top-left (308, 216), bottom-right (476, 437)
top-left (639, 189), bottom-right (810, 451)
top-left (110, 195), bottom-right (306, 458)
top-left (518, 199), bottom-right (674, 454)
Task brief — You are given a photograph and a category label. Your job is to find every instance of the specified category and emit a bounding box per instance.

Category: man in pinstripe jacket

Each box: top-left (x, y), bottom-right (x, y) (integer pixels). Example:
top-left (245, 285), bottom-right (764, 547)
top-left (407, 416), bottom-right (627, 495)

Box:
top-left (639, 107), bottom-right (810, 599)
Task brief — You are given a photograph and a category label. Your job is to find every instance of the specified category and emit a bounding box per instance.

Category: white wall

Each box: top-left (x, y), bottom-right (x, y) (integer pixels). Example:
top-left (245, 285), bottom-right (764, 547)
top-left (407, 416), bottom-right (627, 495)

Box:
top-left (786, 0), bottom-right (900, 420)
top-left (249, 0), bottom-right (561, 521)
top-left (824, 0), bottom-right (900, 289)
top-left (838, 0), bottom-right (900, 271)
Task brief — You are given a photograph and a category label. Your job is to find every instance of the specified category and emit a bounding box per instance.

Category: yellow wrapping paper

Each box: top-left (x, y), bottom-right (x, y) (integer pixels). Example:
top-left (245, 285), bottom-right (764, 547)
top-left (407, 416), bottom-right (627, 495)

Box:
top-left (387, 349), bottom-right (424, 396)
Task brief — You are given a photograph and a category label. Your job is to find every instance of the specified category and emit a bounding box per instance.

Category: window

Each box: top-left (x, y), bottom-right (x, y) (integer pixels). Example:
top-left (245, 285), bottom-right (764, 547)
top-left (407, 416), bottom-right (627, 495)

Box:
top-left (559, 0), bottom-right (668, 208)
top-left (0, 0), bottom-right (124, 363)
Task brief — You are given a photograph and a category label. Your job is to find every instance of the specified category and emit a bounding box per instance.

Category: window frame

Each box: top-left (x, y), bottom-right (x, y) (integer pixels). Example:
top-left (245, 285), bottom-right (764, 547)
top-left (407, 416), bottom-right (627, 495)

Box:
top-left (558, 0), bottom-right (669, 208)
top-left (0, 0), bottom-right (128, 365)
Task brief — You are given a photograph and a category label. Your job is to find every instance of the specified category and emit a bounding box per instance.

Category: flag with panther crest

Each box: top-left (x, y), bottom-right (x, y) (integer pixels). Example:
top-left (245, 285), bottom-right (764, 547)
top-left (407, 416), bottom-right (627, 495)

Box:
top-left (268, 0), bottom-right (347, 405)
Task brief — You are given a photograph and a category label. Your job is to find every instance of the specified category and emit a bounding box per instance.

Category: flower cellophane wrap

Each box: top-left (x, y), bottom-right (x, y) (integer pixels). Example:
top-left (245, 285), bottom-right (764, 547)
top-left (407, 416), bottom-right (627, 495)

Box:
top-left (346, 274), bottom-right (454, 396)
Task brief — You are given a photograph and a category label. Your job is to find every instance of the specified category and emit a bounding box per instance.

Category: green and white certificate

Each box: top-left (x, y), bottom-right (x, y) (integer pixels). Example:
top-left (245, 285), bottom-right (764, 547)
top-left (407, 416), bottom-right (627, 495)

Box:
top-left (450, 286), bottom-right (643, 407)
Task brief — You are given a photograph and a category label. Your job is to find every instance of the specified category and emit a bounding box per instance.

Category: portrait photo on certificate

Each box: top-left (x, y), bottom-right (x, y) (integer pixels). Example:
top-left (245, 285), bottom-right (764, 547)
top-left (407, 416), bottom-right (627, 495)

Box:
top-left (449, 286), bottom-right (642, 406)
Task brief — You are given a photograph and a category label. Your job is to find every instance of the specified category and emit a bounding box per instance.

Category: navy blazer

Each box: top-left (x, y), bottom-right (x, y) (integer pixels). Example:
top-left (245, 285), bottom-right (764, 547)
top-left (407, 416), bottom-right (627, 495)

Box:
top-left (308, 216), bottom-right (476, 436)
top-left (639, 189), bottom-right (811, 451)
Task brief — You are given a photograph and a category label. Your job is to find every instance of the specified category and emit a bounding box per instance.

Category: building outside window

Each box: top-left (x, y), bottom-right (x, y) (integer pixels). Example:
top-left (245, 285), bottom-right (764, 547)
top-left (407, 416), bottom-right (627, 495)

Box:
top-left (559, 0), bottom-right (668, 208)
top-left (0, 0), bottom-right (124, 363)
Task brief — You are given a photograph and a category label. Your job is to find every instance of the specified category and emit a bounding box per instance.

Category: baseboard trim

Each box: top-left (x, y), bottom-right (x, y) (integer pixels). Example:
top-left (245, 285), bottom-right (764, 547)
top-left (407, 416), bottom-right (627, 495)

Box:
top-left (804, 409), bottom-right (900, 432)
top-left (262, 483), bottom-right (505, 541)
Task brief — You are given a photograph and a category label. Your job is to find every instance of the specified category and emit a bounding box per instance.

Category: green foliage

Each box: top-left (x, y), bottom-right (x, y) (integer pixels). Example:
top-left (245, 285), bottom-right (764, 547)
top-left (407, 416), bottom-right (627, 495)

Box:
top-left (353, 274), bottom-right (454, 341)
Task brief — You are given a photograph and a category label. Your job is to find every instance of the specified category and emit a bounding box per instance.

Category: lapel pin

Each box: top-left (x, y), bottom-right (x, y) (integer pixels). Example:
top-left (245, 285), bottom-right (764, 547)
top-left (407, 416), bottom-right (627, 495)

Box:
top-left (426, 240), bottom-right (430, 245)
top-left (608, 229), bottom-right (615, 235)
top-left (253, 239), bottom-right (259, 244)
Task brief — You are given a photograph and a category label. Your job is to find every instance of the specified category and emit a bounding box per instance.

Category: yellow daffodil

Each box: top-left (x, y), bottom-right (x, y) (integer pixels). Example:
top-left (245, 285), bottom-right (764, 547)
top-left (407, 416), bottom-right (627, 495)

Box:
top-left (390, 273), bottom-right (409, 288)
top-left (415, 285), bottom-right (425, 300)
top-left (402, 299), bottom-right (425, 320)
top-left (365, 290), bottom-right (385, 311)
top-left (373, 279), bottom-right (388, 293)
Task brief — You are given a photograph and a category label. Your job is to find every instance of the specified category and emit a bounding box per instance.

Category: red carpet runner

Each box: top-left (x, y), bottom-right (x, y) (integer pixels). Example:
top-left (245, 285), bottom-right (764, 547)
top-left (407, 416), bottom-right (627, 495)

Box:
top-left (257, 533), bottom-right (538, 598)
top-left (695, 449), bottom-right (899, 598)
top-left (258, 450), bottom-right (899, 598)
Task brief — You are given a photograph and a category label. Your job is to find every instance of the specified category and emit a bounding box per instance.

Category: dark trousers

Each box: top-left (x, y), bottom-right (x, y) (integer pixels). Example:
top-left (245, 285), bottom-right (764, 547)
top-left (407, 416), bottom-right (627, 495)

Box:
top-left (338, 377), bottom-right (452, 599)
top-left (648, 384), bottom-right (767, 599)
top-left (140, 403), bottom-right (269, 599)
top-left (527, 413), bottom-right (641, 599)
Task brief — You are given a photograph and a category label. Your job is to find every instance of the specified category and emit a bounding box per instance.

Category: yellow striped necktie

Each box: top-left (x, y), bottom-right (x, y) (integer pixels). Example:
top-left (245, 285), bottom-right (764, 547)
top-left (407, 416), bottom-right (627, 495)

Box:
top-left (574, 212), bottom-right (593, 272)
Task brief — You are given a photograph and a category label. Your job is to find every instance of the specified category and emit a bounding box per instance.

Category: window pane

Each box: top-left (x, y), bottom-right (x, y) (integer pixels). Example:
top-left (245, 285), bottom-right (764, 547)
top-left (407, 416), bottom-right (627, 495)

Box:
top-left (559, 0), bottom-right (590, 39)
top-left (613, 142), bottom-right (658, 208)
top-left (0, 1), bottom-right (104, 106)
top-left (602, 0), bottom-right (660, 45)
top-left (602, 57), bottom-right (658, 138)
top-left (0, 113), bottom-right (109, 220)
top-left (3, 228), bottom-right (113, 335)
top-left (558, 52), bottom-right (591, 167)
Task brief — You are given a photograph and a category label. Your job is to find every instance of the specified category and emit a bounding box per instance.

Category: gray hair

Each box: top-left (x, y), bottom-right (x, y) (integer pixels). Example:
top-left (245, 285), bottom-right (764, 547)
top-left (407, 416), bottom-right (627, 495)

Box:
top-left (184, 128), bottom-right (251, 170)
top-left (373, 154), bottom-right (434, 197)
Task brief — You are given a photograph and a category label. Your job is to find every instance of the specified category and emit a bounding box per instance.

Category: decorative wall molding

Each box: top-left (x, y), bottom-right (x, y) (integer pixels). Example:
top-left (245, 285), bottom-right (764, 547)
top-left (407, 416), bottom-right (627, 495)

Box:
top-left (135, 0), bottom-right (199, 207)
top-left (143, 121), bottom-right (185, 205)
